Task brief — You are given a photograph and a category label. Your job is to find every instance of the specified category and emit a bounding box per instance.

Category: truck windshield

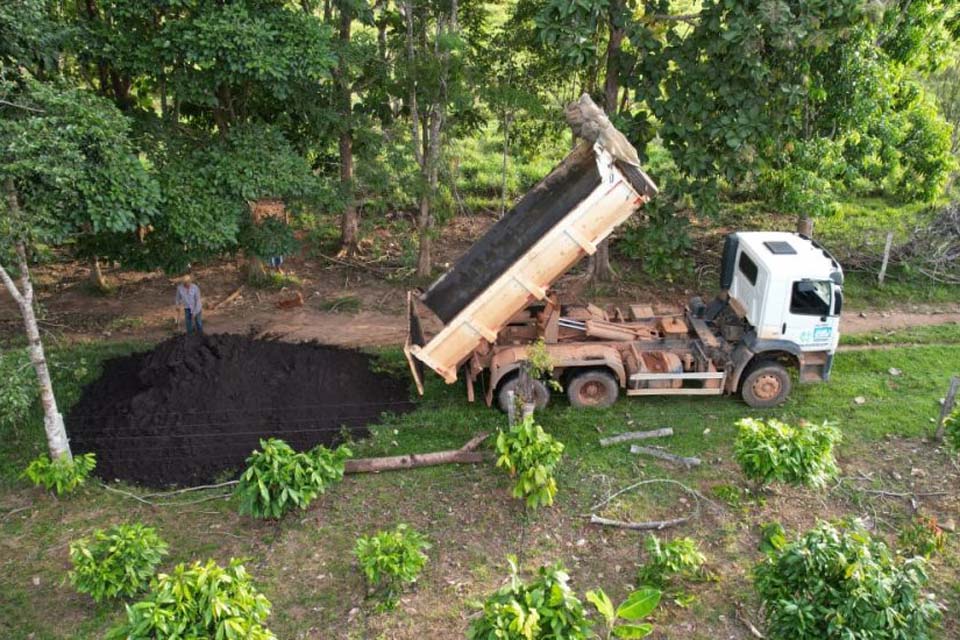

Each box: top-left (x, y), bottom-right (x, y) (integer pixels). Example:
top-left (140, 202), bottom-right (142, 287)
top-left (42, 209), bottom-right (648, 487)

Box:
top-left (790, 280), bottom-right (832, 316)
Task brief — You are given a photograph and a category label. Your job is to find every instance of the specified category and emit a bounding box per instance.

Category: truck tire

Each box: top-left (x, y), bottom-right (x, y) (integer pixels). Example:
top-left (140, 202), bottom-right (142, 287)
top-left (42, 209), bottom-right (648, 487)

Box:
top-left (497, 375), bottom-right (551, 413)
top-left (740, 361), bottom-right (792, 408)
top-left (567, 370), bottom-right (619, 409)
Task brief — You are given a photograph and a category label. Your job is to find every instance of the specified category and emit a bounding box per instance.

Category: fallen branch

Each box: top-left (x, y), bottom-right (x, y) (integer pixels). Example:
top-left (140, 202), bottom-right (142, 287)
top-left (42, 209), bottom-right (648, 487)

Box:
top-left (587, 478), bottom-right (719, 532)
top-left (212, 285), bottom-right (244, 310)
top-left (735, 604), bottom-right (766, 639)
top-left (630, 445), bottom-right (701, 468)
top-left (599, 427), bottom-right (673, 447)
top-left (344, 433), bottom-right (489, 474)
top-left (588, 514), bottom-right (689, 531)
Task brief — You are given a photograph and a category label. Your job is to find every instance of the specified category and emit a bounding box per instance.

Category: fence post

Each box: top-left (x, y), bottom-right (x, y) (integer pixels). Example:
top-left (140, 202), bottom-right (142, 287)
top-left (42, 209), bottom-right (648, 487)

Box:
top-left (934, 376), bottom-right (959, 442)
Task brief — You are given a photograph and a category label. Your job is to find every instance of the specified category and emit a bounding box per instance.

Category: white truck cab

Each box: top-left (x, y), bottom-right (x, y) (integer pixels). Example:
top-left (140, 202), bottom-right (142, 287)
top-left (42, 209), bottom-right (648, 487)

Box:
top-left (715, 231), bottom-right (844, 392)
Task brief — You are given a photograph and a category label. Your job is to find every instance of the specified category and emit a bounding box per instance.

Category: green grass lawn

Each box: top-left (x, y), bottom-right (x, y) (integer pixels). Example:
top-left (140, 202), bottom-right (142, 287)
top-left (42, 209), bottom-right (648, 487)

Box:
top-left (1, 339), bottom-right (959, 639)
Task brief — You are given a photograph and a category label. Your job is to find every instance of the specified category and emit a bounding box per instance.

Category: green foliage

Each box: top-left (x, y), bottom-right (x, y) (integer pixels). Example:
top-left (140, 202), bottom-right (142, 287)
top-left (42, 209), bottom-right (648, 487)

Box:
top-left (734, 418), bottom-right (841, 488)
top-left (235, 438), bottom-right (351, 519)
top-left (354, 524), bottom-right (430, 609)
top-left (618, 198), bottom-right (693, 281)
top-left (586, 587), bottom-right (661, 639)
top-left (238, 217), bottom-right (300, 262)
top-left (759, 522), bottom-right (788, 555)
top-left (636, 535), bottom-right (706, 591)
top-left (495, 416), bottom-right (564, 508)
top-left (898, 515), bottom-right (947, 559)
top-left (22, 452), bottom-right (96, 495)
top-left (0, 348), bottom-right (34, 431)
top-left (467, 558), bottom-right (593, 640)
top-left (109, 559), bottom-right (276, 640)
top-left (944, 404), bottom-right (960, 452)
top-left (68, 523), bottom-right (168, 602)
top-left (754, 520), bottom-right (941, 640)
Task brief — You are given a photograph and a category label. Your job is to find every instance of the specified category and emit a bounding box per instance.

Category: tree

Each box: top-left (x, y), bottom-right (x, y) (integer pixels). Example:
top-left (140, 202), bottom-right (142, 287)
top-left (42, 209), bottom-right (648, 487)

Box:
top-left (635, 0), bottom-right (959, 230)
top-left (0, 79), bottom-right (159, 460)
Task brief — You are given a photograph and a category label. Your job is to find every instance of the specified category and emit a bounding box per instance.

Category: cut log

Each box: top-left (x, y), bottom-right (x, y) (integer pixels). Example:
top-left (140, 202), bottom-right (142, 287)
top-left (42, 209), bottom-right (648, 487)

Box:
top-left (344, 432), bottom-right (489, 474)
top-left (630, 445), bottom-right (701, 468)
top-left (599, 427), bottom-right (673, 447)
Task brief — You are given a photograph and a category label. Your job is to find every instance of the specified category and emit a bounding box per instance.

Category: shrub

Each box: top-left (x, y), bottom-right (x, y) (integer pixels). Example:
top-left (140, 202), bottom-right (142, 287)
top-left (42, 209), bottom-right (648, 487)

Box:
top-left (495, 416), bottom-right (564, 508)
top-left (754, 520), bottom-right (941, 640)
top-left (22, 452), bottom-right (96, 495)
top-left (0, 348), bottom-right (34, 431)
top-left (69, 523), bottom-right (168, 602)
top-left (586, 586), bottom-right (661, 639)
top-left (898, 515), bottom-right (946, 559)
top-left (236, 438), bottom-right (351, 519)
top-left (734, 418), bottom-right (841, 488)
top-left (467, 558), bottom-right (593, 640)
top-left (110, 559), bottom-right (275, 640)
top-left (636, 535), bottom-right (707, 591)
top-left (944, 405), bottom-right (960, 452)
top-left (354, 524), bottom-right (430, 609)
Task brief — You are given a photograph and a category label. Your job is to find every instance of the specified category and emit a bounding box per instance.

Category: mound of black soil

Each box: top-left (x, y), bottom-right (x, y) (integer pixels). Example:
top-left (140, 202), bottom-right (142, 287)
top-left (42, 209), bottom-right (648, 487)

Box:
top-left (67, 334), bottom-right (414, 488)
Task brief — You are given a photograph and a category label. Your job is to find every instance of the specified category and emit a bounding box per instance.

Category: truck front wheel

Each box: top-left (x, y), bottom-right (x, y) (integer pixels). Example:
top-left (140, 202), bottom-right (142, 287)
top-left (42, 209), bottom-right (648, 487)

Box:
top-left (740, 362), bottom-right (792, 408)
top-left (567, 370), bottom-right (619, 409)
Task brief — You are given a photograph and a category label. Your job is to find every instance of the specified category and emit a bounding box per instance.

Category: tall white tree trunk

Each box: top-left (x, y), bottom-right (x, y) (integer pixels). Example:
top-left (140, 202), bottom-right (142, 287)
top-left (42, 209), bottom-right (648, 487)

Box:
top-left (1, 181), bottom-right (72, 461)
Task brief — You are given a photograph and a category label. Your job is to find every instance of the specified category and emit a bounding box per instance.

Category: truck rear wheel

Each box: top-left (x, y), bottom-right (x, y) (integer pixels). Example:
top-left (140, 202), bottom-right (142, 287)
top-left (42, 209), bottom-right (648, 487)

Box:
top-left (497, 375), bottom-right (550, 413)
top-left (741, 362), bottom-right (792, 408)
top-left (567, 370), bottom-right (619, 409)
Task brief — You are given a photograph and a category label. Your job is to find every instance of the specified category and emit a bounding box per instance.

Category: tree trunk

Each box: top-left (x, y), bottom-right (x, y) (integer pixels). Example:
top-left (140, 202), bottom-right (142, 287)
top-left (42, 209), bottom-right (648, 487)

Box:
top-left (500, 111), bottom-right (511, 217)
top-left (587, 13), bottom-right (625, 285)
top-left (337, 3), bottom-right (359, 254)
top-left (0, 181), bottom-right (71, 460)
top-left (416, 193), bottom-right (432, 277)
top-left (797, 215), bottom-right (814, 237)
top-left (89, 255), bottom-right (109, 292)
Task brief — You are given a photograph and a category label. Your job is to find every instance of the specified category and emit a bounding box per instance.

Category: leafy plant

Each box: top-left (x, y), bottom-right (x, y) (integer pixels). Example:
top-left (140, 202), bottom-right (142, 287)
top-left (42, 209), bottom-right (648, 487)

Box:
top-left (22, 452), bottom-right (96, 495)
top-left (636, 535), bottom-right (707, 594)
top-left (0, 347), bottom-right (34, 431)
top-left (354, 524), bottom-right (430, 609)
top-left (495, 416), bottom-right (564, 508)
top-left (69, 523), bottom-right (169, 602)
top-left (758, 522), bottom-right (788, 555)
top-left (754, 520), bottom-right (941, 640)
top-left (235, 438), bottom-right (351, 519)
top-left (734, 418), bottom-right (841, 488)
top-left (898, 515), bottom-right (946, 559)
top-left (585, 586), bottom-right (662, 639)
top-left (467, 558), bottom-right (593, 640)
top-left (944, 405), bottom-right (960, 452)
top-left (109, 559), bottom-right (276, 640)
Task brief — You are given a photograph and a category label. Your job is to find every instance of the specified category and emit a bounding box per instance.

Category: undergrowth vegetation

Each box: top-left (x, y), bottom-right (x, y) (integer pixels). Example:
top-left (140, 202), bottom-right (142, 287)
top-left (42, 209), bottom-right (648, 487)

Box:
top-left (22, 452), bottom-right (96, 495)
top-left (68, 523), bottom-right (168, 602)
top-left (734, 418), bottom-right (841, 488)
top-left (110, 559), bottom-right (276, 640)
top-left (354, 524), bottom-right (430, 610)
top-left (495, 416), bottom-right (564, 508)
top-left (754, 520), bottom-right (941, 640)
top-left (636, 535), bottom-right (707, 602)
top-left (235, 438), bottom-right (351, 519)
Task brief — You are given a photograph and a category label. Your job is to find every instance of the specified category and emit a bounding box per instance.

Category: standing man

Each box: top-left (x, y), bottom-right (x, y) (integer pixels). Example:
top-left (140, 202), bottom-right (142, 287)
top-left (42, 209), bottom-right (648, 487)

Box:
top-left (174, 273), bottom-right (203, 335)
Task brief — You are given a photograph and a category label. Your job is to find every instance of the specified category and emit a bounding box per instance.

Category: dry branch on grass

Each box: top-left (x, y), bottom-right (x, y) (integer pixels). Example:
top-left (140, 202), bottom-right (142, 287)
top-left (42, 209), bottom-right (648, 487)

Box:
top-left (344, 432), bottom-right (489, 473)
top-left (599, 427), bottom-right (673, 447)
top-left (586, 478), bottom-right (719, 531)
top-left (630, 445), bottom-right (701, 467)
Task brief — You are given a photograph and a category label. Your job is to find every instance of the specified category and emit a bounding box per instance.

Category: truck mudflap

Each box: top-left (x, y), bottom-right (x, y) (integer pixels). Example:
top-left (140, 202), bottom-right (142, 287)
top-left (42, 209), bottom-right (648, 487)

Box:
top-left (404, 291), bottom-right (427, 395)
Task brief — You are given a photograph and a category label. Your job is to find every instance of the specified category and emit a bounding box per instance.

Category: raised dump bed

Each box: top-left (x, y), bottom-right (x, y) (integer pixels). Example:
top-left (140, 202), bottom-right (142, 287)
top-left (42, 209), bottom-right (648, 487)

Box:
top-left (406, 142), bottom-right (657, 392)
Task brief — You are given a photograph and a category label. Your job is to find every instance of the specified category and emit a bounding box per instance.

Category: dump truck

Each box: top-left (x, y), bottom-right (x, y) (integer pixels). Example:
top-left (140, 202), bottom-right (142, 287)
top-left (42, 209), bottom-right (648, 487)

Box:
top-left (405, 109), bottom-right (843, 411)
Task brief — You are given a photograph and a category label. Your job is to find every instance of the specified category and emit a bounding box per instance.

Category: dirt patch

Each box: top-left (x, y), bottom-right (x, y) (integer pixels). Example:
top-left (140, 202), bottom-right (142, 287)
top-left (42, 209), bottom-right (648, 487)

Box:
top-left (65, 334), bottom-right (415, 488)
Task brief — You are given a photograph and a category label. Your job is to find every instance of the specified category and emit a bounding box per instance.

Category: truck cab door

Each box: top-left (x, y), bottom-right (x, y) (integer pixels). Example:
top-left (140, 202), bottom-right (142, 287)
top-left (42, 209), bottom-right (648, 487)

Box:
top-left (781, 279), bottom-right (839, 351)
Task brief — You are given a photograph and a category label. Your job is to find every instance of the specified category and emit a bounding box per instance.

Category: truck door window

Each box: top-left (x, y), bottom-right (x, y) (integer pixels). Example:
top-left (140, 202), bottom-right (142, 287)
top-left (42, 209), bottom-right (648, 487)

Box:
top-left (738, 252), bottom-right (758, 285)
top-left (790, 280), bottom-right (832, 316)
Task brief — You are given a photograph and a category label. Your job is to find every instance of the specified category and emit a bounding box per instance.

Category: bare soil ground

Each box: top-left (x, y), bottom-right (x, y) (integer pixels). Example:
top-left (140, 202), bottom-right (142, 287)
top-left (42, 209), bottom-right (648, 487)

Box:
top-left (3, 212), bottom-right (959, 348)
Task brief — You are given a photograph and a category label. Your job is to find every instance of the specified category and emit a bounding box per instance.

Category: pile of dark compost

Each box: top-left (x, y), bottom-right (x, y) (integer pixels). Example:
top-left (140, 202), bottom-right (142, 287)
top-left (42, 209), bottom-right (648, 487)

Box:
top-left (67, 334), bottom-right (414, 488)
